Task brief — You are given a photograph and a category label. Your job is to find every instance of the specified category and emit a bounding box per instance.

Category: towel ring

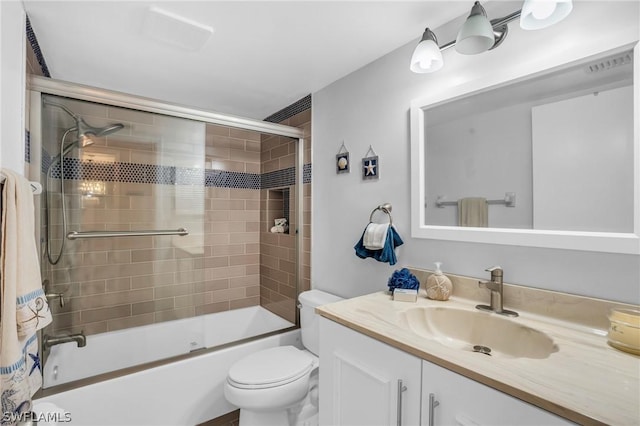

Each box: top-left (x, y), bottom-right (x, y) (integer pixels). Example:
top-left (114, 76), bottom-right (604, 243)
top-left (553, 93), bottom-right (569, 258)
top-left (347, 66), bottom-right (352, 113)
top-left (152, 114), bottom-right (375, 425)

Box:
top-left (369, 203), bottom-right (393, 226)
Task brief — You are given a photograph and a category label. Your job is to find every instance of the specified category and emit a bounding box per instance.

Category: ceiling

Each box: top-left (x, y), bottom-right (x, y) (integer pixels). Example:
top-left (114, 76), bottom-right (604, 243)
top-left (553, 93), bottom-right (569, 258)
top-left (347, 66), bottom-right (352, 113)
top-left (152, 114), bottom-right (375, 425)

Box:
top-left (22, 1), bottom-right (473, 120)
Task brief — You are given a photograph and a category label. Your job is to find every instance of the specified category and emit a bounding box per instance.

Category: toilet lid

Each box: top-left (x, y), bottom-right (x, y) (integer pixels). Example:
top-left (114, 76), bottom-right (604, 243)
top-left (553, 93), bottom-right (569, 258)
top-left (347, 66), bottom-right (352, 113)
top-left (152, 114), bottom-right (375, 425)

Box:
top-left (228, 346), bottom-right (314, 389)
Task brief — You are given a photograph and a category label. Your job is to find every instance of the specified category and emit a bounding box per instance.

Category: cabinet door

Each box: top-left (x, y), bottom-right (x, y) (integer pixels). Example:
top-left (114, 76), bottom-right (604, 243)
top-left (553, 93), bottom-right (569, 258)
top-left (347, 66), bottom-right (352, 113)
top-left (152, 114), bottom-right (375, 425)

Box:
top-left (319, 317), bottom-right (422, 426)
top-left (421, 360), bottom-right (575, 426)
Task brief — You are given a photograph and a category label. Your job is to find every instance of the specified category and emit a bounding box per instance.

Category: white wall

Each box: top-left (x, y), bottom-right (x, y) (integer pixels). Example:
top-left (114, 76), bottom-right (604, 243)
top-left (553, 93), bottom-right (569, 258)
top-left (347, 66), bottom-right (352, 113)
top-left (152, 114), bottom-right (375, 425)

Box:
top-left (532, 86), bottom-right (634, 232)
top-left (312, 1), bottom-right (640, 304)
top-left (0, 0), bottom-right (26, 173)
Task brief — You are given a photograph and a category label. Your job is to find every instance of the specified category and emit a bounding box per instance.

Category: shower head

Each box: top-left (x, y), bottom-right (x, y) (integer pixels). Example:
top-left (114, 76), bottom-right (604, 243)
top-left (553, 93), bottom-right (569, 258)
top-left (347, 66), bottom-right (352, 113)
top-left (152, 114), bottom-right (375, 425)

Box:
top-left (44, 99), bottom-right (124, 159)
top-left (60, 137), bottom-right (95, 158)
top-left (57, 119), bottom-right (124, 158)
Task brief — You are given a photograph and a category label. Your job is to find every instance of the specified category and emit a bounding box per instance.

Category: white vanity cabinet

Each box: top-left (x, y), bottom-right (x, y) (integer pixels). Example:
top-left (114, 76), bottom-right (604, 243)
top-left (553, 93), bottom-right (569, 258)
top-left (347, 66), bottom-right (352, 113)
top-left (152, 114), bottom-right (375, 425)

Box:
top-left (319, 317), bottom-right (422, 426)
top-left (320, 317), bottom-right (576, 426)
top-left (421, 360), bottom-right (575, 426)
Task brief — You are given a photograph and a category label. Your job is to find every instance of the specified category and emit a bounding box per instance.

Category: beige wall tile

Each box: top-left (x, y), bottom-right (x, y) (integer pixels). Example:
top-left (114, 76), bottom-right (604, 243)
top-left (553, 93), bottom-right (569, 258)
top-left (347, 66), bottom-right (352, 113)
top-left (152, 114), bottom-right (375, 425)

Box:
top-left (131, 273), bottom-right (174, 289)
top-left (213, 287), bottom-right (246, 302)
top-left (108, 313), bottom-right (155, 332)
top-left (229, 275), bottom-right (260, 288)
top-left (175, 292), bottom-right (214, 308)
top-left (229, 128), bottom-right (261, 142)
top-left (229, 254), bottom-right (259, 266)
top-left (195, 301), bottom-right (229, 316)
top-left (194, 279), bottom-right (229, 293)
top-left (81, 304), bottom-right (131, 324)
top-left (132, 298), bottom-right (175, 315)
top-left (155, 307), bottom-right (195, 323)
top-left (154, 283), bottom-right (194, 299)
top-left (230, 297), bottom-right (260, 310)
top-left (106, 277), bottom-right (132, 292)
top-left (80, 280), bottom-right (106, 296)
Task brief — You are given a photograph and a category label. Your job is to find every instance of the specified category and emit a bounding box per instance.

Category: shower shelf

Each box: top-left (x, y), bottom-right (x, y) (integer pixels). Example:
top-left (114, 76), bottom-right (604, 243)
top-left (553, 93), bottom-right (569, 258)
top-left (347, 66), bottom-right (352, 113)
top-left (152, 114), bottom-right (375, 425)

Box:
top-left (66, 228), bottom-right (189, 240)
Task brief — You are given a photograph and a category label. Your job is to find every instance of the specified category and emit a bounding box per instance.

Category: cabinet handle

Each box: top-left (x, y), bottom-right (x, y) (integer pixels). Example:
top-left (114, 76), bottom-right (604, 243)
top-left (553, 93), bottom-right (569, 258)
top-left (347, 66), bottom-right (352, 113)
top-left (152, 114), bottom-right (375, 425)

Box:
top-left (428, 393), bottom-right (440, 426)
top-left (397, 379), bottom-right (407, 426)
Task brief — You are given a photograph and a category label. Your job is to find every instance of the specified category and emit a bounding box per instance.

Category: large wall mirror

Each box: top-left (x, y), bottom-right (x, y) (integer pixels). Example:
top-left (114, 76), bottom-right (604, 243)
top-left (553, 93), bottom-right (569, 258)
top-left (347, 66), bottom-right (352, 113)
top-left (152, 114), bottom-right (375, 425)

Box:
top-left (410, 42), bottom-right (639, 254)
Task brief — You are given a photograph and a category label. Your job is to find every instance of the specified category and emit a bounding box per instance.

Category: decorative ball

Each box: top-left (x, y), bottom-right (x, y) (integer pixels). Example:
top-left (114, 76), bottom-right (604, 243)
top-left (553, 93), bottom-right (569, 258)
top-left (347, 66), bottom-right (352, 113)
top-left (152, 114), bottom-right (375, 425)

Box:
top-left (426, 273), bottom-right (452, 301)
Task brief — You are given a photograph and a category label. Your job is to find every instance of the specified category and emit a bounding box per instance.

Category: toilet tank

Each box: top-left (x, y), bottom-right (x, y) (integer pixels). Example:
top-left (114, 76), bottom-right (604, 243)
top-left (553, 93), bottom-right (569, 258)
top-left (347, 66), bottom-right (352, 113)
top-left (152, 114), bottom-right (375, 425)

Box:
top-left (298, 290), bottom-right (343, 355)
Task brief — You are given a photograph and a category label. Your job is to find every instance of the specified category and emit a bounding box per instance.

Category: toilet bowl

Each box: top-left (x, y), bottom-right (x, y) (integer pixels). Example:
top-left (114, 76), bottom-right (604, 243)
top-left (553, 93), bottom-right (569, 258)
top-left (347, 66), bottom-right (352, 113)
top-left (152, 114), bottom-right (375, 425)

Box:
top-left (224, 290), bottom-right (342, 426)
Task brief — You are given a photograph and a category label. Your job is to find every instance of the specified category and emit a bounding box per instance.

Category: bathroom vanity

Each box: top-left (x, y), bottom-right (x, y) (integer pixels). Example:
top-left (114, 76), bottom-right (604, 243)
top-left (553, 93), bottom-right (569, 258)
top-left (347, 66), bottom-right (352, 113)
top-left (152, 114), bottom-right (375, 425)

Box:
top-left (317, 273), bottom-right (640, 426)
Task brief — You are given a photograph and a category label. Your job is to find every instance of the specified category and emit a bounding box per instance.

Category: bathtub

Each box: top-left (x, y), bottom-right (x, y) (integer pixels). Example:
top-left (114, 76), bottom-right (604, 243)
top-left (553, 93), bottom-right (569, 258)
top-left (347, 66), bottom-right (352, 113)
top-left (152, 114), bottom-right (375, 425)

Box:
top-left (43, 305), bottom-right (294, 387)
top-left (37, 306), bottom-right (297, 424)
top-left (35, 329), bottom-right (301, 425)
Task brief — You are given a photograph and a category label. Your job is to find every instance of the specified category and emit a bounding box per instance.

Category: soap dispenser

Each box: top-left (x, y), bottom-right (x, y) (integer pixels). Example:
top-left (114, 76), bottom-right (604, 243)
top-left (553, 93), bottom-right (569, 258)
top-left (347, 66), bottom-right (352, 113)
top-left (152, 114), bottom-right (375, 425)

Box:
top-left (425, 262), bottom-right (453, 301)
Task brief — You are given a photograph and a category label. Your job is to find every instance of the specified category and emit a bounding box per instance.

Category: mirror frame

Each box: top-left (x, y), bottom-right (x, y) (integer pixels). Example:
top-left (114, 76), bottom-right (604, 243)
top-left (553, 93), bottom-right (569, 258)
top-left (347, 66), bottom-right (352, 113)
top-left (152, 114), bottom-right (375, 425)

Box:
top-left (410, 42), bottom-right (640, 255)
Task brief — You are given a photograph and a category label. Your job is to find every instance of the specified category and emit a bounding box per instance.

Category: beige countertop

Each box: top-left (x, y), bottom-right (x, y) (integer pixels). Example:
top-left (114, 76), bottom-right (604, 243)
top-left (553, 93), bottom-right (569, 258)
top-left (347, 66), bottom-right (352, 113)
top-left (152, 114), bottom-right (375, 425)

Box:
top-left (317, 290), bottom-right (640, 426)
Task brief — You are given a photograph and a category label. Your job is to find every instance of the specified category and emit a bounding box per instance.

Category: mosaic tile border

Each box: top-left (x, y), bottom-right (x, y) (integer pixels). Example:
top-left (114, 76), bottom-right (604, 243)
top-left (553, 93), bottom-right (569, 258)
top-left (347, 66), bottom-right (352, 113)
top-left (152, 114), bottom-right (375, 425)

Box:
top-left (25, 130), bottom-right (31, 164)
top-left (264, 94), bottom-right (311, 123)
top-left (46, 157), bottom-right (308, 190)
top-left (26, 16), bottom-right (51, 78)
top-left (41, 148), bottom-right (52, 175)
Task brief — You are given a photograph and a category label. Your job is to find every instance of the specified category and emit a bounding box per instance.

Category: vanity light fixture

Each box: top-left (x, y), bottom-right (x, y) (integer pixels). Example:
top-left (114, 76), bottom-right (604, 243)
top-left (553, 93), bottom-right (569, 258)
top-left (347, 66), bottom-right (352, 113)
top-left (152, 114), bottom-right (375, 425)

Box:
top-left (455, 1), bottom-right (495, 55)
top-left (410, 28), bottom-right (444, 73)
top-left (410, 0), bottom-right (573, 73)
top-left (520, 0), bottom-right (573, 30)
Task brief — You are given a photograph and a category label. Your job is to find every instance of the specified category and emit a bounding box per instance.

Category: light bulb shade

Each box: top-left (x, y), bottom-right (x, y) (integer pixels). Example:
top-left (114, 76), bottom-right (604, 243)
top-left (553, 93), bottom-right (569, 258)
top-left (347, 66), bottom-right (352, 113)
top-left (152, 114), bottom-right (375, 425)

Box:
top-left (455, 2), bottom-right (495, 55)
top-left (410, 28), bottom-right (443, 73)
top-left (520, 0), bottom-right (573, 30)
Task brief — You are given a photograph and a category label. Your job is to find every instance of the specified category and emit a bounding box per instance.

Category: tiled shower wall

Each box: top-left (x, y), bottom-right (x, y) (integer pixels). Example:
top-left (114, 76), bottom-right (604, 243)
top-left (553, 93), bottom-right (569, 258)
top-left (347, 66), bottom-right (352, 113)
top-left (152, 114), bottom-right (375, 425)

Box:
top-left (260, 109), bottom-right (311, 323)
top-left (44, 98), bottom-right (265, 335)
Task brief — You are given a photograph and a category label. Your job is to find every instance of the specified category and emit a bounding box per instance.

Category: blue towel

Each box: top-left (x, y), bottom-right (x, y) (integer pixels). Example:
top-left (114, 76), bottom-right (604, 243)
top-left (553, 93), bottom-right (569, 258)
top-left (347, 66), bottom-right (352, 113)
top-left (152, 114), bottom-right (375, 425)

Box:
top-left (354, 225), bottom-right (404, 265)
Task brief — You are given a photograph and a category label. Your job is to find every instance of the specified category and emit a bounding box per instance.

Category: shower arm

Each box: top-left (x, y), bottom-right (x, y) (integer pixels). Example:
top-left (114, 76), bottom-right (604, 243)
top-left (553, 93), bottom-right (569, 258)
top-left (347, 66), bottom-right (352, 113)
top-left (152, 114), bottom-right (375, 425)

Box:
top-left (43, 98), bottom-right (81, 121)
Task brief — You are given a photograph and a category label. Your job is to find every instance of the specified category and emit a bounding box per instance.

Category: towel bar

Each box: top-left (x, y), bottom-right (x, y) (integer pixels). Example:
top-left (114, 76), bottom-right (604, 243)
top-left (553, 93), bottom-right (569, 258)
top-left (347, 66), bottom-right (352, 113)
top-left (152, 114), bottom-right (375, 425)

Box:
top-left (67, 228), bottom-right (189, 240)
top-left (369, 203), bottom-right (393, 225)
top-left (0, 173), bottom-right (42, 194)
top-left (434, 192), bottom-right (516, 208)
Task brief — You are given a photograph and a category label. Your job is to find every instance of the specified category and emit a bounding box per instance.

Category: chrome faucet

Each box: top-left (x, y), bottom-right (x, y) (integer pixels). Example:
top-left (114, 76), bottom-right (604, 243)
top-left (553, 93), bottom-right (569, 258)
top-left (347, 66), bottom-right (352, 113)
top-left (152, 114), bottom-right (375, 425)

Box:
top-left (43, 279), bottom-right (65, 308)
top-left (43, 333), bottom-right (87, 350)
top-left (476, 266), bottom-right (518, 317)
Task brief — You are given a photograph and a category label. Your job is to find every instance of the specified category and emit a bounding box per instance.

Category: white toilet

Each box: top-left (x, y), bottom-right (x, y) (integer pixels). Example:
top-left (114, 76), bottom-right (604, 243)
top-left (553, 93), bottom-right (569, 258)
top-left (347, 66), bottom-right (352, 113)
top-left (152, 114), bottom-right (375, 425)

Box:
top-left (224, 290), bottom-right (343, 426)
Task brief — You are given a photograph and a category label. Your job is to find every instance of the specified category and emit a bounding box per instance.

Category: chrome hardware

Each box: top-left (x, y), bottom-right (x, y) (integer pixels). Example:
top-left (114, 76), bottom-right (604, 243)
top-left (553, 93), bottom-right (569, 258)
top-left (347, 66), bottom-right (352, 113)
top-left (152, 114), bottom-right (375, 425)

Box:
top-left (67, 228), bottom-right (188, 240)
top-left (43, 279), bottom-right (65, 308)
top-left (476, 266), bottom-right (518, 317)
top-left (43, 333), bottom-right (86, 350)
top-left (428, 393), bottom-right (440, 426)
top-left (435, 192), bottom-right (516, 208)
top-left (45, 292), bottom-right (65, 308)
top-left (369, 203), bottom-right (393, 225)
top-left (472, 345), bottom-right (492, 356)
top-left (396, 379), bottom-right (407, 426)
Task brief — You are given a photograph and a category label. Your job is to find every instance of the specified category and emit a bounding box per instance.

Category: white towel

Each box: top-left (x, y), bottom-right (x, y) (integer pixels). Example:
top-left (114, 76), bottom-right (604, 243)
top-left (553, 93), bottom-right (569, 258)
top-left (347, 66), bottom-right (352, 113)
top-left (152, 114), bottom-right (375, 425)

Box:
top-left (457, 197), bottom-right (488, 227)
top-left (1, 169), bottom-right (52, 416)
top-left (363, 223), bottom-right (389, 250)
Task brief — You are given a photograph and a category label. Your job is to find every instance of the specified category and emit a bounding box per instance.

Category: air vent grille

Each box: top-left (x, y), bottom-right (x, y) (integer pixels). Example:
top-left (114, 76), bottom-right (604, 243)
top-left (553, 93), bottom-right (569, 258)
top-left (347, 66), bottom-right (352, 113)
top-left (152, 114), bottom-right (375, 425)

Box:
top-left (585, 51), bottom-right (633, 73)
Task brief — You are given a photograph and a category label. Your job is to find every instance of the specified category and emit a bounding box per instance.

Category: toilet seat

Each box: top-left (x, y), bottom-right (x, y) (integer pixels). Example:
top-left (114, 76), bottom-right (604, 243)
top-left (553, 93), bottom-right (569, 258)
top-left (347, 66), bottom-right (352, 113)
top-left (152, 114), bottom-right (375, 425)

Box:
top-left (227, 346), bottom-right (315, 389)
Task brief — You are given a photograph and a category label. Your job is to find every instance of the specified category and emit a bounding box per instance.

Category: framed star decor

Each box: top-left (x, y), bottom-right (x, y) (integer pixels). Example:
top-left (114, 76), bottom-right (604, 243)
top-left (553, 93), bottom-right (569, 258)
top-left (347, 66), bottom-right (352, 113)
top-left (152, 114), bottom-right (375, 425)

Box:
top-left (336, 141), bottom-right (350, 174)
top-left (362, 146), bottom-right (379, 181)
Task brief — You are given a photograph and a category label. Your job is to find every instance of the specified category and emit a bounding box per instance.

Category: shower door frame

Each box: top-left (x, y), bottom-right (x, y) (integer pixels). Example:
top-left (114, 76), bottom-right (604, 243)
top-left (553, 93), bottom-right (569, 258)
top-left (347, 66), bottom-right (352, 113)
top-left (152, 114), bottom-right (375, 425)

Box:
top-left (28, 75), bottom-right (307, 390)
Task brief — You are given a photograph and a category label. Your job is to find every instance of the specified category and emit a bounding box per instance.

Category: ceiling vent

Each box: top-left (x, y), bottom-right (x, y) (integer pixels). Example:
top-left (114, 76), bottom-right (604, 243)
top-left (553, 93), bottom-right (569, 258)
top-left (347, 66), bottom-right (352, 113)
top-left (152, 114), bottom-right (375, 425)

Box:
top-left (142, 6), bottom-right (214, 51)
top-left (585, 51), bottom-right (633, 74)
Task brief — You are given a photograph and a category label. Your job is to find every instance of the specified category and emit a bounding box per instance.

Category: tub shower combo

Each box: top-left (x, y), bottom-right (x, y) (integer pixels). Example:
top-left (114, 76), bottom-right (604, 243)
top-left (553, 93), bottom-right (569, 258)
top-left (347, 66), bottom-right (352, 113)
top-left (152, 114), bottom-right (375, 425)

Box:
top-left (29, 76), bottom-right (308, 424)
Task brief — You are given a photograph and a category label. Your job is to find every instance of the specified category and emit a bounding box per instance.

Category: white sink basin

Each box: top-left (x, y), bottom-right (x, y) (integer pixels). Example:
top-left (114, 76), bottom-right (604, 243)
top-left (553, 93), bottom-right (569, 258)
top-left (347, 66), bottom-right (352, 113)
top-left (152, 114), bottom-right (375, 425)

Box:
top-left (401, 306), bottom-right (558, 359)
